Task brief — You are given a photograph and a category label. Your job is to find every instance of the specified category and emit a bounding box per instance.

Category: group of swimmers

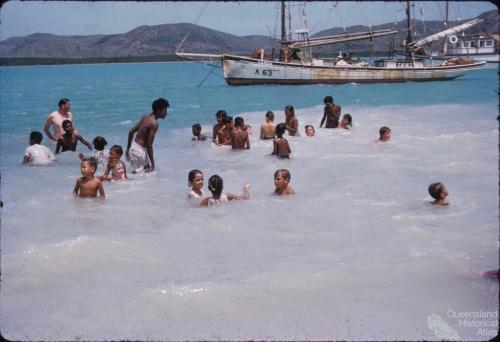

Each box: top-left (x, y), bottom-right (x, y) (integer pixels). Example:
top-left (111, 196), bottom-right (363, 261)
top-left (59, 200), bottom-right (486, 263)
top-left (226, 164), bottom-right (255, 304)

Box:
top-left (22, 96), bottom-right (448, 206)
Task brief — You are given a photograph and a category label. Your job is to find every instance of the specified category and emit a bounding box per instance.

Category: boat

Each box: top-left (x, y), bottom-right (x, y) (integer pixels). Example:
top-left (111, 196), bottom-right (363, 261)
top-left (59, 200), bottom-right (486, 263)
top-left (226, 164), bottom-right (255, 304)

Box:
top-left (177, 1), bottom-right (486, 86)
top-left (430, 1), bottom-right (499, 63)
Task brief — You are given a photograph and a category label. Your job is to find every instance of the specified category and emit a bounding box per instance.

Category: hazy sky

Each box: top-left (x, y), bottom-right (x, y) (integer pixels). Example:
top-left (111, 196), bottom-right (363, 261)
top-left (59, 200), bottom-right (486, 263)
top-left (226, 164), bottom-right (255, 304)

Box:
top-left (0, 1), bottom-right (497, 40)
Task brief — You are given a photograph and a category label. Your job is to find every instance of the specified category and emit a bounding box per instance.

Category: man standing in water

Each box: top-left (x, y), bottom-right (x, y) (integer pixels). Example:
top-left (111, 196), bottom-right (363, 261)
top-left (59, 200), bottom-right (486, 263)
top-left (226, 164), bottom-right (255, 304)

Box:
top-left (44, 98), bottom-right (73, 141)
top-left (320, 96), bottom-right (341, 128)
top-left (125, 98), bottom-right (169, 173)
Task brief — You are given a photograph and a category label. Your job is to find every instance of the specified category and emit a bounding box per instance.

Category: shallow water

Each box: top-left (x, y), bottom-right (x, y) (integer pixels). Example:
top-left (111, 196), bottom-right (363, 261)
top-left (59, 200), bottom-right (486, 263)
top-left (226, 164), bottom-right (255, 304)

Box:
top-left (0, 62), bottom-right (498, 340)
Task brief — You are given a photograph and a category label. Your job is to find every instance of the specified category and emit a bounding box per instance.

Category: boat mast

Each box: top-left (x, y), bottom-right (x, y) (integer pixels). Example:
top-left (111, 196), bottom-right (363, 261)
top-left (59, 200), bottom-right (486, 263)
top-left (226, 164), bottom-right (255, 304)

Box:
top-left (443, 1), bottom-right (449, 54)
top-left (406, 0), bottom-right (413, 60)
top-left (279, 0), bottom-right (288, 62)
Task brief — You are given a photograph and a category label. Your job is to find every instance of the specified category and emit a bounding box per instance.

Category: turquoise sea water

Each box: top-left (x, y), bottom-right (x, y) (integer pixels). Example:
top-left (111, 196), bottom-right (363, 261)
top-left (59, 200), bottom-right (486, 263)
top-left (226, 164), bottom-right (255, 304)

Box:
top-left (0, 62), bottom-right (498, 340)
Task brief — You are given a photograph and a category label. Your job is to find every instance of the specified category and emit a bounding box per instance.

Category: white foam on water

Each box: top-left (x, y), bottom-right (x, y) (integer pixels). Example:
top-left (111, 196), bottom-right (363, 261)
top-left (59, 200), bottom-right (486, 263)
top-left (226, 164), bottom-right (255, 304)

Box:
top-left (1, 102), bottom-right (498, 340)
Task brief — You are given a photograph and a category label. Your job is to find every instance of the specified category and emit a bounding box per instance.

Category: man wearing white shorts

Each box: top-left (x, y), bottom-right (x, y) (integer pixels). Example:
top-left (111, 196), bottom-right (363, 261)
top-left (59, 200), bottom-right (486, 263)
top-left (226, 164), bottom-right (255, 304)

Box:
top-left (126, 98), bottom-right (169, 173)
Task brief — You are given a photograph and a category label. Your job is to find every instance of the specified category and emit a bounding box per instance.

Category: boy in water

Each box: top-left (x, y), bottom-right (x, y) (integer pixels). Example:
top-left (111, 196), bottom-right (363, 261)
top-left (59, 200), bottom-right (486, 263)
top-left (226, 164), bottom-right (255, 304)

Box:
top-left (73, 157), bottom-right (105, 198)
top-left (55, 120), bottom-right (93, 154)
top-left (376, 126), bottom-right (392, 143)
top-left (305, 125), bottom-right (315, 137)
top-left (192, 123), bottom-right (207, 141)
top-left (102, 145), bottom-right (128, 181)
top-left (212, 110), bottom-right (227, 143)
top-left (231, 117), bottom-right (250, 149)
top-left (260, 111), bottom-right (276, 139)
top-left (428, 182), bottom-right (449, 205)
top-left (274, 169), bottom-right (295, 196)
top-left (320, 96), bottom-right (341, 128)
top-left (23, 131), bottom-right (56, 165)
top-left (126, 98), bottom-right (169, 173)
top-left (272, 123), bottom-right (291, 158)
top-left (215, 116), bottom-right (234, 145)
top-left (339, 114), bottom-right (353, 130)
top-left (284, 105), bottom-right (300, 136)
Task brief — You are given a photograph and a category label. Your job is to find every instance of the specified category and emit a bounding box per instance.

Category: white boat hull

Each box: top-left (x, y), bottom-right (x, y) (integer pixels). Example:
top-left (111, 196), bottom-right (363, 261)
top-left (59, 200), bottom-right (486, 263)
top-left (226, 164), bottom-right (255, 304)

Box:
top-left (222, 54), bottom-right (486, 85)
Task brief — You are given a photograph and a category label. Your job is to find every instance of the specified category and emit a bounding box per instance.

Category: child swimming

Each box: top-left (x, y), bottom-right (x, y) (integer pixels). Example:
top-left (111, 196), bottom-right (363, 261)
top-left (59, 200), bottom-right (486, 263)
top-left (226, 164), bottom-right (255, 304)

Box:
top-left (260, 111), bottom-right (276, 140)
top-left (200, 175), bottom-right (250, 207)
top-left (284, 105), bottom-right (300, 136)
top-left (339, 114), bottom-right (353, 130)
top-left (428, 182), bottom-right (449, 205)
top-left (188, 169), bottom-right (205, 199)
top-left (23, 131), bottom-right (56, 165)
top-left (305, 125), bottom-right (315, 137)
top-left (73, 157), bottom-right (105, 198)
top-left (272, 123), bottom-right (292, 159)
top-left (212, 110), bottom-right (227, 143)
top-left (274, 169), bottom-right (295, 196)
top-left (55, 120), bottom-right (93, 154)
top-left (102, 145), bottom-right (128, 181)
top-left (192, 123), bottom-right (208, 141)
top-left (232, 117), bottom-right (250, 150)
top-left (215, 116), bottom-right (234, 146)
top-left (376, 126), bottom-right (391, 143)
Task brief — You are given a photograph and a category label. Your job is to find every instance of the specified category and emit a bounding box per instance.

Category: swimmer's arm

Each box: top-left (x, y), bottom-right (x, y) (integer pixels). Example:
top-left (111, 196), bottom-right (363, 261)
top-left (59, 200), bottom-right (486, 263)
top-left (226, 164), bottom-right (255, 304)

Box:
top-left (287, 141), bottom-right (291, 153)
top-left (199, 198), bottom-right (209, 206)
top-left (44, 116), bottom-right (56, 141)
top-left (271, 140), bottom-right (277, 155)
top-left (22, 154), bottom-right (30, 164)
top-left (260, 125), bottom-right (265, 139)
top-left (122, 161), bottom-right (128, 179)
top-left (77, 135), bottom-right (93, 151)
top-left (245, 134), bottom-right (250, 149)
top-left (55, 140), bottom-right (62, 154)
top-left (320, 110), bottom-right (327, 128)
top-left (145, 124), bottom-right (158, 172)
top-left (101, 164), bottom-right (112, 180)
top-left (73, 178), bottom-right (81, 197)
top-left (97, 180), bottom-right (105, 198)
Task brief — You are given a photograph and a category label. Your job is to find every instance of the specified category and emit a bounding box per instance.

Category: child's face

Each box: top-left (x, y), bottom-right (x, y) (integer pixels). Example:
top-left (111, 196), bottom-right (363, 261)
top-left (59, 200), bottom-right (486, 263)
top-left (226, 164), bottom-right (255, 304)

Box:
top-left (274, 173), bottom-right (289, 190)
top-left (191, 173), bottom-right (204, 190)
top-left (341, 117), bottom-right (349, 126)
top-left (109, 149), bottom-right (121, 161)
top-left (382, 131), bottom-right (391, 141)
top-left (192, 127), bottom-right (201, 136)
top-left (440, 186), bottom-right (449, 199)
top-left (114, 162), bottom-right (124, 174)
top-left (216, 115), bottom-right (223, 124)
top-left (80, 161), bottom-right (95, 177)
top-left (305, 127), bottom-right (315, 136)
top-left (63, 122), bottom-right (74, 133)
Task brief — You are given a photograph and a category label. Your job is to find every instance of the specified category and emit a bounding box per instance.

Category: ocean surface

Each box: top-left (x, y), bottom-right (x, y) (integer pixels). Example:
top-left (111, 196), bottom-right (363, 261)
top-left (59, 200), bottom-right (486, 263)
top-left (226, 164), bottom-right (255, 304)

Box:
top-left (0, 61), bottom-right (498, 340)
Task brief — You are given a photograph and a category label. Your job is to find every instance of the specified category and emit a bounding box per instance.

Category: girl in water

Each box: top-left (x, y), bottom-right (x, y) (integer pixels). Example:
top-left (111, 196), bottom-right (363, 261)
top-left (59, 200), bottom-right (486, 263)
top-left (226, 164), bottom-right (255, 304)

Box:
top-left (188, 169), bottom-right (205, 199)
top-left (200, 175), bottom-right (250, 206)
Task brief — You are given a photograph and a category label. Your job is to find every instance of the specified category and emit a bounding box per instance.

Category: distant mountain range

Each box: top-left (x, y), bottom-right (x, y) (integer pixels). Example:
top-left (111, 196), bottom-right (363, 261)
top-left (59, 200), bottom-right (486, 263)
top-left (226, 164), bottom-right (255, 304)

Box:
top-left (0, 10), bottom-right (497, 61)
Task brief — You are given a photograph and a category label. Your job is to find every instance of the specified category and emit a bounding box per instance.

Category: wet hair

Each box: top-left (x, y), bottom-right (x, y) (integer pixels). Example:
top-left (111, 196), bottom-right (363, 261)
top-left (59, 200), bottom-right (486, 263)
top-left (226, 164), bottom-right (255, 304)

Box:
top-left (428, 182), bottom-right (445, 200)
top-left (305, 124), bottom-right (315, 133)
top-left (223, 116), bottom-right (233, 125)
top-left (81, 157), bottom-right (97, 170)
top-left (92, 136), bottom-right (107, 150)
top-left (58, 98), bottom-right (70, 108)
top-left (274, 169), bottom-right (291, 181)
top-left (265, 111), bottom-right (274, 121)
top-left (275, 123), bottom-right (286, 138)
top-left (62, 119), bottom-right (72, 130)
top-left (110, 144), bottom-right (123, 156)
top-left (234, 117), bottom-right (244, 127)
top-left (215, 110), bottom-right (227, 118)
top-left (152, 98), bottom-right (170, 113)
top-left (323, 96), bottom-right (333, 104)
top-left (29, 131), bottom-right (43, 144)
top-left (379, 126), bottom-right (391, 138)
top-left (192, 123), bottom-right (201, 131)
top-left (188, 169), bottom-right (203, 187)
top-left (207, 175), bottom-right (223, 195)
top-left (343, 114), bottom-right (353, 127)
top-left (285, 105), bottom-right (295, 116)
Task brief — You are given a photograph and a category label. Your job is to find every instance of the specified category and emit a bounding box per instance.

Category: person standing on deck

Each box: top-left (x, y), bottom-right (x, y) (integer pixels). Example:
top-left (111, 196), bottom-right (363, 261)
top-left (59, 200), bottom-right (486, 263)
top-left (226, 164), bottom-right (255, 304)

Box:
top-left (125, 98), bottom-right (169, 173)
top-left (44, 98), bottom-right (73, 141)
